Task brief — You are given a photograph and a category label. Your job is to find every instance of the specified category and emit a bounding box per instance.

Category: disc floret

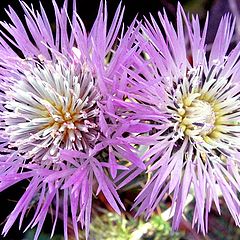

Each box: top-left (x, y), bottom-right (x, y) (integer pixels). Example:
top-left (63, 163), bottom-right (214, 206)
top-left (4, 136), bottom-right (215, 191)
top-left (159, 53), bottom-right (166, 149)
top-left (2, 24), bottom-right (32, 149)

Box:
top-left (4, 62), bottom-right (100, 162)
top-left (178, 93), bottom-right (216, 137)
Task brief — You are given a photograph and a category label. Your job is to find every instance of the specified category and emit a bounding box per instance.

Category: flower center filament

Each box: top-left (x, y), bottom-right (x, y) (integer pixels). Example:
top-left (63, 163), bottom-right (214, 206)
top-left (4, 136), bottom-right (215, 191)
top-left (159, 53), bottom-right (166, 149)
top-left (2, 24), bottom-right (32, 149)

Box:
top-left (166, 65), bottom-right (240, 159)
top-left (4, 62), bottom-right (100, 161)
top-left (178, 93), bottom-right (216, 137)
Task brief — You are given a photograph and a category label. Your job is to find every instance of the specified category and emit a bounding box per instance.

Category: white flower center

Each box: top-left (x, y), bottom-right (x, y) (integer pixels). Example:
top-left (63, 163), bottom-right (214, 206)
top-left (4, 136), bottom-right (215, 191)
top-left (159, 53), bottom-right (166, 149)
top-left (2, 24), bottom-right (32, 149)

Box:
top-left (177, 93), bottom-right (216, 137)
top-left (166, 65), bottom-right (240, 159)
top-left (4, 62), bottom-right (99, 161)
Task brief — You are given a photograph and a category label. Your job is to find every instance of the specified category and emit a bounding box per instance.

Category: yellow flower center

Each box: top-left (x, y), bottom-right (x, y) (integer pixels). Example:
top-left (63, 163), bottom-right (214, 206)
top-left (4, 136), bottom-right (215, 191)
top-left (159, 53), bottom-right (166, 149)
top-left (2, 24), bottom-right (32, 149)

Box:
top-left (178, 93), bottom-right (216, 137)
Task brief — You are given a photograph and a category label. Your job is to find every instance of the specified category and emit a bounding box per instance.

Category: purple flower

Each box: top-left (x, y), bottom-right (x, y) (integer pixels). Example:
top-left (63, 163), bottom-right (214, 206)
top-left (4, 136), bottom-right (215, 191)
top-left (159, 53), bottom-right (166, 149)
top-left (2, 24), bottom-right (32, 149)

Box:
top-left (0, 1), bottom-right (141, 239)
top-left (113, 4), bottom-right (240, 234)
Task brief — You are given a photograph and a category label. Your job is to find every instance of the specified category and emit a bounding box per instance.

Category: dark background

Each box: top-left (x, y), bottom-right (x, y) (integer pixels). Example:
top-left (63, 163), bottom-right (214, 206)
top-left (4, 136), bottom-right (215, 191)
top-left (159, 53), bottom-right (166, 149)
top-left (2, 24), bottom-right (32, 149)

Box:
top-left (0, 0), bottom-right (236, 48)
top-left (0, 0), bottom-right (238, 239)
top-left (0, 0), bottom-right (213, 33)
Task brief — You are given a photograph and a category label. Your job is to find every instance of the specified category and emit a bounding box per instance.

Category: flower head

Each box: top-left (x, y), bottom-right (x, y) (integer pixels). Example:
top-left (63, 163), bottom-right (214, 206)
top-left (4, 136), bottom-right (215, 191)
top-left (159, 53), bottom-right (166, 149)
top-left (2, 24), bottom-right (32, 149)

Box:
top-left (0, 1), bottom-right (140, 239)
top-left (113, 4), bottom-right (240, 234)
top-left (4, 61), bottom-right (100, 160)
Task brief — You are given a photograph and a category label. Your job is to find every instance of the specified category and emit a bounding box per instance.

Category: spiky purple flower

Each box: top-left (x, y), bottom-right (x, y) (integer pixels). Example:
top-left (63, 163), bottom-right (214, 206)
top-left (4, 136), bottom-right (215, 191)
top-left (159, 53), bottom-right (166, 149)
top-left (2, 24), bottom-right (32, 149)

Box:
top-left (0, 1), bottom-right (141, 239)
top-left (113, 4), bottom-right (240, 234)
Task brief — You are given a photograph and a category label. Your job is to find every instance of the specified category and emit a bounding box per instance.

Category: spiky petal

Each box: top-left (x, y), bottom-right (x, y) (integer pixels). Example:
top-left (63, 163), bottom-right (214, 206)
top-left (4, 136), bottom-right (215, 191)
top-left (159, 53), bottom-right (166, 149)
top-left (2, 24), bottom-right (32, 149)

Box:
top-left (113, 4), bottom-right (240, 234)
top-left (0, 1), bottom-right (140, 239)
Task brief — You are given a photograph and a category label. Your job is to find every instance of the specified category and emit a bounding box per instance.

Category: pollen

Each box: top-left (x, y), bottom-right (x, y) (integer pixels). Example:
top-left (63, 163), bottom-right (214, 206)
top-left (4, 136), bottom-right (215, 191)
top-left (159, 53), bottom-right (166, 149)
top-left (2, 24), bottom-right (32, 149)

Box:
top-left (179, 93), bottom-right (216, 137)
top-left (4, 62), bottom-right (100, 161)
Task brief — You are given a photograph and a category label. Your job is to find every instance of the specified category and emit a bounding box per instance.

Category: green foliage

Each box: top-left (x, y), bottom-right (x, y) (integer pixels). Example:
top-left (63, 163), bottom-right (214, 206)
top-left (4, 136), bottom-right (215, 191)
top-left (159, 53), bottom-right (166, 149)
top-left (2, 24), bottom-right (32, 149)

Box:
top-left (23, 212), bottom-right (183, 240)
top-left (148, 215), bottom-right (182, 240)
top-left (79, 212), bottom-right (183, 240)
top-left (24, 230), bottom-right (64, 240)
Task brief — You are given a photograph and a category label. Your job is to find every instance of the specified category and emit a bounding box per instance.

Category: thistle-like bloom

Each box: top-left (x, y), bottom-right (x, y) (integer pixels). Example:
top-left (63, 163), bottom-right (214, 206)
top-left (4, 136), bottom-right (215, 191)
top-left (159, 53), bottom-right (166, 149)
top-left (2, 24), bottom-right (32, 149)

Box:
top-left (0, 1), bottom-right (141, 239)
top-left (113, 5), bottom-right (240, 234)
